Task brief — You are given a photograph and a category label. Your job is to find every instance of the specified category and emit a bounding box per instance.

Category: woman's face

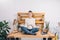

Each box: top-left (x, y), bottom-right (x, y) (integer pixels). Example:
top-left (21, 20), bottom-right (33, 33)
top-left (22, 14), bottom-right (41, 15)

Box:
top-left (28, 12), bottom-right (33, 17)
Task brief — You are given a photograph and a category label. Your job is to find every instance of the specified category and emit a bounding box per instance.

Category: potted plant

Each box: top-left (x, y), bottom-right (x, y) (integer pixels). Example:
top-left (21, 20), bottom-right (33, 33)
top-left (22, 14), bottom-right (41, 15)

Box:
top-left (0, 20), bottom-right (10, 40)
top-left (42, 22), bottom-right (49, 35)
top-left (44, 22), bottom-right (49, 33)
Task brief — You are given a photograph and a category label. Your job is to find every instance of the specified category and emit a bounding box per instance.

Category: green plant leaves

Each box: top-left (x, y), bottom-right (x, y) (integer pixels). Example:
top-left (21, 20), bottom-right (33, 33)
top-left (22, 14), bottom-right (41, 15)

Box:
top-left (6, 29), bottom-right (10, 33)
top-left (0, 20), bottom-right (11, 39)
top-left (45, 22), bottom-right (49, 29)
top-left (0, 22), bottom-right (4, 27)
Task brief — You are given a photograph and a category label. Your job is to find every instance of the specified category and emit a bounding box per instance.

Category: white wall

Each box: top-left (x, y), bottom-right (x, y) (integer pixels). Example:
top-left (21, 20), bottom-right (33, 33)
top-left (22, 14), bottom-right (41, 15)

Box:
top-left (0, 0), bottom-right (60, 33)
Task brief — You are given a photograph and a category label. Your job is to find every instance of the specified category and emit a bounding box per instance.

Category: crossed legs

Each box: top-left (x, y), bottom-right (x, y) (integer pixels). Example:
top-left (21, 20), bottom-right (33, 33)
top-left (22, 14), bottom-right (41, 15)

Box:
top-left (21, 27), bottom-right (39, 35)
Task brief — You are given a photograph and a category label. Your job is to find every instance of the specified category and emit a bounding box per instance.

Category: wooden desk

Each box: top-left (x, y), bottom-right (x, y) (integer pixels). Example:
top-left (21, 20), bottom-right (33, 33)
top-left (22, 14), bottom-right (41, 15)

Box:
top-left (7, 30), bottom-right (55, 40)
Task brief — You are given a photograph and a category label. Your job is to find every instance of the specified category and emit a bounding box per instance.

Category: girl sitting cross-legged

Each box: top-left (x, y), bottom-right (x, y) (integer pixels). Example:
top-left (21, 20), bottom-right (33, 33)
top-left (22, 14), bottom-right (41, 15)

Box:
top-left (20, 11), bottom-right (39, 35)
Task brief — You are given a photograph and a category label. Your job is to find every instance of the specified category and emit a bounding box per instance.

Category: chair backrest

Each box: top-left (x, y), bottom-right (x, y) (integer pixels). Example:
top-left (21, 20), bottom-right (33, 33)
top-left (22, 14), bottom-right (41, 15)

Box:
top-left (17, 12), bottom-right (45, 28)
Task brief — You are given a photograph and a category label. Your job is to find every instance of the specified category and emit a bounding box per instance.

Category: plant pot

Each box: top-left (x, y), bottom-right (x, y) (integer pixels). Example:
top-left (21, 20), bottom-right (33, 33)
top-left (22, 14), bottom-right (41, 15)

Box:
top-left (41, 28), bottom-right (49, 35)
top-left (44, 29), bottom-right (48, 33)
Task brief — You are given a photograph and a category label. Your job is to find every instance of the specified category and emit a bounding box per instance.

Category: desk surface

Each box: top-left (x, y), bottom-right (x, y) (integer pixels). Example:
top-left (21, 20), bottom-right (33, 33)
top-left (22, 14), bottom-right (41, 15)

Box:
top-left (7, 30), bottom-right (55, 38)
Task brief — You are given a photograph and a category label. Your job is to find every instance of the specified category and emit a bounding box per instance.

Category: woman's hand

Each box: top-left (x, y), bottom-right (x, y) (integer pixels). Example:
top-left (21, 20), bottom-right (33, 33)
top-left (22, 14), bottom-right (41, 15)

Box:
top-left (27, 25), bottom-right (33, 27)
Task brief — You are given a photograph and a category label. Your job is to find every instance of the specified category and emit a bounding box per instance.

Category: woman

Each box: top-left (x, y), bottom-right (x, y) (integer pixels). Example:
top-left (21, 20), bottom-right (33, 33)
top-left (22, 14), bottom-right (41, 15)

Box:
top-left (21, 11), bottom-right (39, 35)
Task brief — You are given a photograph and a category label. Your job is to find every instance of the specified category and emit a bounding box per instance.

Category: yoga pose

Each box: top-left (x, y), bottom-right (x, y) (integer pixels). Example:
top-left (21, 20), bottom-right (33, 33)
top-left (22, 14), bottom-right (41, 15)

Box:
top-left (21, 11), bottom-right (39, 35)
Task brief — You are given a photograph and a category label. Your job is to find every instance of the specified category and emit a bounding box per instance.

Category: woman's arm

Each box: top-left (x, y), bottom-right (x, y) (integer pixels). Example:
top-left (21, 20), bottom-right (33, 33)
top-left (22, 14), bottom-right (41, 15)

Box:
top-left (25, 19), bottom-right (27, 25)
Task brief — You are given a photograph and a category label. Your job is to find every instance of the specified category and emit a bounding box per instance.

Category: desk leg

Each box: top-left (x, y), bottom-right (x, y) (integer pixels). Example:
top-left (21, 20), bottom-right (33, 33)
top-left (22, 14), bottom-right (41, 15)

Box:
top-left (8, 38), bottom-right (15, 40)
top-left (7, 38), bottom-right (21, 40)
top-left (43, 38), bottom-right (52, 40)
top-left (48, 38), bottom-right (52, 40)
top-left (43, 38), bottom-right (46, 40)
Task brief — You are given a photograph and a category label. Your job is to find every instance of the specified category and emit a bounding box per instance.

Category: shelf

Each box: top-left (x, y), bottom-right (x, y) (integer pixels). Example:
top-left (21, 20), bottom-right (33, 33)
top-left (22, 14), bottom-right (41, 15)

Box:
top-left (18, 20), bottom-right (44, 24)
